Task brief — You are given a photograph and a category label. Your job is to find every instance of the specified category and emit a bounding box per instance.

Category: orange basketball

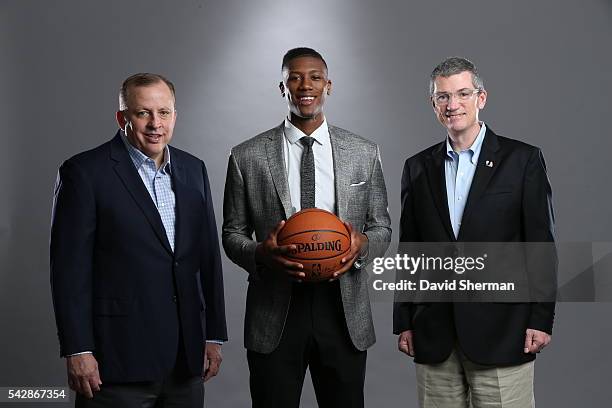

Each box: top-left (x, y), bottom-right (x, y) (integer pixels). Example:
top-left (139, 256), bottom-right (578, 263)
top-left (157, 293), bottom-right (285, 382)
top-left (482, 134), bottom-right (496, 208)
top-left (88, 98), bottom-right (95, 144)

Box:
top-left (278, 208), bottom-right (351, 282)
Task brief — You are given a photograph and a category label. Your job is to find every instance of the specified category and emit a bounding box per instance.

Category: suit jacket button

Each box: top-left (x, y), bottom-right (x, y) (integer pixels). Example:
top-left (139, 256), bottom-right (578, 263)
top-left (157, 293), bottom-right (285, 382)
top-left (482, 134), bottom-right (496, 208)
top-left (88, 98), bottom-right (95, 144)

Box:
top-left (172, 295), bottom-right (178, 303)
top-left (174, 261), bottom-right (179, 267)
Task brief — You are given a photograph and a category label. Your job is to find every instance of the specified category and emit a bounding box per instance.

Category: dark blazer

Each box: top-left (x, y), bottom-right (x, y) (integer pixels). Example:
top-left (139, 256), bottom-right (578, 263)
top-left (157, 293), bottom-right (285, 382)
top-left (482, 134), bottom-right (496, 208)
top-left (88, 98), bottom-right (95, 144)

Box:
top-left (50, 132), bottom-right (227, 382)
top-left (393, 126), bottom-right (555, 366)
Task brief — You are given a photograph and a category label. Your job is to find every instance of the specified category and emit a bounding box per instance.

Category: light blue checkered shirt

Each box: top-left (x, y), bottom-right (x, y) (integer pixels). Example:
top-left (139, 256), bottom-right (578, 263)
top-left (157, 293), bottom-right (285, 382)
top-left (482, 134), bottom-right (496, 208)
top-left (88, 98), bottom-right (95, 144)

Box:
top-left (121, 134), bottom-right (224, 345)
top-left (121, 133), bottom-right (176, 251)
top-left (444, 123), bottom-right (487, 239)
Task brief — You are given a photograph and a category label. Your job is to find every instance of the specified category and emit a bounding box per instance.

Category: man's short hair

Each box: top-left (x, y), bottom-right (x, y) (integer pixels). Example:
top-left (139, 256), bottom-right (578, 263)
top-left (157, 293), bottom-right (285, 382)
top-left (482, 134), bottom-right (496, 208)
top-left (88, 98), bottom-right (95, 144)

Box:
top-left (429, 57), bottom-right (484, 95)
top-left (282, 47), bottom-right (328, 71)
top-left (119, 73), bottom-right (176, 111)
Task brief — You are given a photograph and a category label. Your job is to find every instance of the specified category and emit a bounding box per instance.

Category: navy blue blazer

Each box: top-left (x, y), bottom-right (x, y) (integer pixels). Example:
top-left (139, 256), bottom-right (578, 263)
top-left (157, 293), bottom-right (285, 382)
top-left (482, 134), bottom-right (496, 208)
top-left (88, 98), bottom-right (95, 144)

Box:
top-left (50, 132), bottom-right (227, 382)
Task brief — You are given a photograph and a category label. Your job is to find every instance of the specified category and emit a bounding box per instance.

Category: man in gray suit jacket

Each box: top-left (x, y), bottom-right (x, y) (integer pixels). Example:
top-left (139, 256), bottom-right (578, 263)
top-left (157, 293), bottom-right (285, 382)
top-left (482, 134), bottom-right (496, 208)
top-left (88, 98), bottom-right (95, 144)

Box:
top-left (222, 48), bottom-right (391, 407)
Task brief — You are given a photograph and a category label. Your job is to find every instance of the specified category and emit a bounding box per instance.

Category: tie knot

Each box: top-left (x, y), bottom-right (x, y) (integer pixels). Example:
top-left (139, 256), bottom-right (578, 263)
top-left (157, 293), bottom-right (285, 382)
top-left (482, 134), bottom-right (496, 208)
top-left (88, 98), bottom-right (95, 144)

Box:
top-left (299, 136), bottom-right (315, 148)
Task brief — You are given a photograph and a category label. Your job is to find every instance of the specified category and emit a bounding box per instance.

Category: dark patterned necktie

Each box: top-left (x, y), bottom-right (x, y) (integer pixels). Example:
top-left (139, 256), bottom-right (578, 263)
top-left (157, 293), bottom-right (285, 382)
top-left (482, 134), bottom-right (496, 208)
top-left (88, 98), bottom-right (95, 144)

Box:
top-left (299, 136), bottom-right (315, 209)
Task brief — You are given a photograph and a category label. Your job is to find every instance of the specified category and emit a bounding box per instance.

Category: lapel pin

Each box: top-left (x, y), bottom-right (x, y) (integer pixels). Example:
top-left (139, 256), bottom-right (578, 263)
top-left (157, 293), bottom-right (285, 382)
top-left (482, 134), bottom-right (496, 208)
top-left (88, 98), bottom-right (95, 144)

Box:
top-left (485, 160), bottom-right (494, 168)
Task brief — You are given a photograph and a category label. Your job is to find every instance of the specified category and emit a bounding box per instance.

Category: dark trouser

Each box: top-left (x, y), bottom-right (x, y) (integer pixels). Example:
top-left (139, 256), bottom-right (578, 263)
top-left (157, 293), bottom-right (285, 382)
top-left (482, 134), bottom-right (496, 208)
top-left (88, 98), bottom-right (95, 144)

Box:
top-left (76, 336), bottom-right (204, 408)
top-left (74, 376), bottom-right (203, 408)
top-left (247, 281), bottom-right (367, 408)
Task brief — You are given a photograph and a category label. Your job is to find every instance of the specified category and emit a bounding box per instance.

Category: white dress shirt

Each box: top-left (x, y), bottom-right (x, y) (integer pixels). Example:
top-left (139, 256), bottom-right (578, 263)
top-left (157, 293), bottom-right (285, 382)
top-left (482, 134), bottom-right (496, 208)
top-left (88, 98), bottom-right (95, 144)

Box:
top-left (283, 118), bottom-right (335, 214)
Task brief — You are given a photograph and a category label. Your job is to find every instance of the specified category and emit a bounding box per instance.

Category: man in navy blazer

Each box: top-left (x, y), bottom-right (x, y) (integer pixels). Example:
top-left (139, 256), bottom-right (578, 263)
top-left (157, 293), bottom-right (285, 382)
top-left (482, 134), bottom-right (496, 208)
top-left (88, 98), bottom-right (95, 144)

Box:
top-left (50, 73), bottom-right (227, 407)
top-left (393, 57), bottom-right (555, 407)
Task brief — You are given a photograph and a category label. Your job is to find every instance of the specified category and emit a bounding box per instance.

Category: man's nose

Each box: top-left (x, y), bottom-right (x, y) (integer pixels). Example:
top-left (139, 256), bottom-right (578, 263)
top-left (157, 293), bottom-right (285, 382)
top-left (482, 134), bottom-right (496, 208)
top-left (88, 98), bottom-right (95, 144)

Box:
top-left (299, 78), bottom-right (313, 90)
top-left (446, 94), bottom-right (461, 110)
top-left (148, 113), bottom-right (162, 128)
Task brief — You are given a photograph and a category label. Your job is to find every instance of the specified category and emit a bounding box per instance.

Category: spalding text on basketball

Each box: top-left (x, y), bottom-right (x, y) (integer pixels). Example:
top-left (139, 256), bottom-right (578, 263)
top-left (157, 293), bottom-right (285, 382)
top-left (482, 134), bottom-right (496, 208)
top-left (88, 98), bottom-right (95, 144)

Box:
top-left (289, 240), bottom-right (343, 254)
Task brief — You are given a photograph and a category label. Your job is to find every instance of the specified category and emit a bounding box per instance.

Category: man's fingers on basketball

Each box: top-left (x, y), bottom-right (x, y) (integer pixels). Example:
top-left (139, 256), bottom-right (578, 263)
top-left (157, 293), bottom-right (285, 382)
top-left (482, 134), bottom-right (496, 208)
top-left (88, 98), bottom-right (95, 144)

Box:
top-left (276, 244), bottom-right (296, 254)
top-left (343, 221), bottom-right (354, 233)
top-left (341, 240), bottom-right (359, 261)
top-left (272, 220), bottom-right (285, 235)
top-left (341, 252), bottom-right (359, 264)
top-left (332, 262), bottom-right (352, 278)
top-left (279, 258), bottom-right (303, 270)
top-left (287, 270), bottom-right (306, 279)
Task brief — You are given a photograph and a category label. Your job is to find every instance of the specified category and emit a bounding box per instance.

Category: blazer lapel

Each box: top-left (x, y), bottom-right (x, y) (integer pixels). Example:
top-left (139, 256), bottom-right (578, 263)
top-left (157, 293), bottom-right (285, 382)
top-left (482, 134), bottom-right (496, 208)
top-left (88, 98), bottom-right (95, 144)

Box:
top-left (426, 142), bottom-right (455, 240)
top-left (265, 124), bottom-right (293, 218)
top-left (457, 128), bottom-right (501, 240)
top-left (171, 159), bottom-right (187, 256)
top-left (110, 132), bottom-right (173, 255)
top-left (329, 127), bottom-right (350, 220)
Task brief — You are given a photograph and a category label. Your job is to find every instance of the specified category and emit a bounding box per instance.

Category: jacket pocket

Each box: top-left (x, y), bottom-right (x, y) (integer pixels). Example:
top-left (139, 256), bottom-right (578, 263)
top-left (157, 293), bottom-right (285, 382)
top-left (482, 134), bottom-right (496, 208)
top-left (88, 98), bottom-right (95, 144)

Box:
top-left (481, 188), bottom-right (513, 197)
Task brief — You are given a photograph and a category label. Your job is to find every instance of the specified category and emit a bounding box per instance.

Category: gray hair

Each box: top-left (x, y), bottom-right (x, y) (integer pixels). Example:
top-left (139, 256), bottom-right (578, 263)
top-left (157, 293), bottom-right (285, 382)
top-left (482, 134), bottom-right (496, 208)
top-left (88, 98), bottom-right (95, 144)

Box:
top-left (429, 57), bottom-right (484, 95)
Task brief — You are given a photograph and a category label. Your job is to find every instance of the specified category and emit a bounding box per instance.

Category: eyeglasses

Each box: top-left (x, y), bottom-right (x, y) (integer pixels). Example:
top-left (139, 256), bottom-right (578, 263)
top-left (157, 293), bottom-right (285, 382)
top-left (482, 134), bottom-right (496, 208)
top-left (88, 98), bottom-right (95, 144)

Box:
top-left (432, 89), bottom-right (481, 105)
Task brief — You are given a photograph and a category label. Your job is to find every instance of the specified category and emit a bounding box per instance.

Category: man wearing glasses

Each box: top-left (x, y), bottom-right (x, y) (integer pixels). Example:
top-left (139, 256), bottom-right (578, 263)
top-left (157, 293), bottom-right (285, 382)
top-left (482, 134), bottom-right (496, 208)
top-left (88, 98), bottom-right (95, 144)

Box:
top-left (393, 57), bottom-right (555, 407)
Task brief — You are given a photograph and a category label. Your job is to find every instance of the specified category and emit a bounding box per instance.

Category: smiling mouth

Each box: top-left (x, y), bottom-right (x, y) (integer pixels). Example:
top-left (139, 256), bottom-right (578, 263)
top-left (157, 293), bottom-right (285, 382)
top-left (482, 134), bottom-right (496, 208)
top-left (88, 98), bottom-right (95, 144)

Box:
top-left (446, 113), bottom-right (465, 119)
top-left (145, 133), bottom-right (162, 142)
top-left (298, 96), bottom-right (315, 106)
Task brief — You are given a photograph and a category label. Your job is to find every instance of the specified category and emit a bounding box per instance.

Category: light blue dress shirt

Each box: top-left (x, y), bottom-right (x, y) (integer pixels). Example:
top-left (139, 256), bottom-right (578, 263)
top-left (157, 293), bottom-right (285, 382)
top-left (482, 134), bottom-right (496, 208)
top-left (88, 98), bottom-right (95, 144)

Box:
top-left (121, 133), bottom-right (223, 345)
top-left (121, 133), bottom-right (176, 251)
top-left (444, 123), bottom-right (487, 238)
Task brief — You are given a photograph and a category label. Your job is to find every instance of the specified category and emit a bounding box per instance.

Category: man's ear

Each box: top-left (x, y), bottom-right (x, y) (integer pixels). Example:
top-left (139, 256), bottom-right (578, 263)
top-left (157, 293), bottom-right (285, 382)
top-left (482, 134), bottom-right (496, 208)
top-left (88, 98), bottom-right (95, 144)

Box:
top-left (325, 79), bottom-right (332, 95)
top-left (116, 111), bottom-right (127, 129)
top-left (279, 81), bottom-right (285, 97)
top-left (477, 89), bottom-right (488, 109)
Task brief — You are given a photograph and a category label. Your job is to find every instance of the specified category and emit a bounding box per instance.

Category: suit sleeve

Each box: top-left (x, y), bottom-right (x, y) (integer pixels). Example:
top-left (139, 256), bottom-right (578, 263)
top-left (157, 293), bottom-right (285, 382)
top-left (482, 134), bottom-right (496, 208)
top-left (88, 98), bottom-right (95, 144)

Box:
top-left (50, 160), bottom-right (96, 356)
top-left (221, 152), bottom-right (258, 276)
top-left (522, 148), bottom-right (557, 334)
top-left (199, 161), bottom-right (228, 341)
top-left (362, 144), bottom-right (392, 260)
top-left (393, 159), bottom-right (417, 334)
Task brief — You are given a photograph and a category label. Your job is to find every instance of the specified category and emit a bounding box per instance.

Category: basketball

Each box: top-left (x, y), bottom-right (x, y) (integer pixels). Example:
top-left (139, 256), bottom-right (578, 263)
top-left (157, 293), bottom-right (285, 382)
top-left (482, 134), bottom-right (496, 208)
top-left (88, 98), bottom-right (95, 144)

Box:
top-left (277, 208), bottom-right (351, 282)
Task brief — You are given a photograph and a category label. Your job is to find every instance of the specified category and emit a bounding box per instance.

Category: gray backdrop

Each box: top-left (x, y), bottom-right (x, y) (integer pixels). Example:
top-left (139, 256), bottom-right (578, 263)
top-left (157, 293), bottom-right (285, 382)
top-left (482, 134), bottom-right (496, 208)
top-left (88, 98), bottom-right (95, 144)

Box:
top-left (1, 0), bottom-right (611, 406)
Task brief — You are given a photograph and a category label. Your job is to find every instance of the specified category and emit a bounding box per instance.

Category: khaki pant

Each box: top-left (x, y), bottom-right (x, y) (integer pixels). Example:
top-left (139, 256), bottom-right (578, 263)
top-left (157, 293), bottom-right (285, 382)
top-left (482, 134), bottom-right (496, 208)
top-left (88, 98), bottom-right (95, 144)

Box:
top-left (416, 347), bottom-right (535, 408)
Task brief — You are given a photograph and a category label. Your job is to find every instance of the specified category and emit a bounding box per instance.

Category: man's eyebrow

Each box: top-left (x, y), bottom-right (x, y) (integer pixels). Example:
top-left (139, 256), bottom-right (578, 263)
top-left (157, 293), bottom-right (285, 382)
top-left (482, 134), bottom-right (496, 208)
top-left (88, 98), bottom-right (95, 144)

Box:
top-left (435, 88), bottom-right (472, 94)
top-left (288, 69), bottom-right (325, 75)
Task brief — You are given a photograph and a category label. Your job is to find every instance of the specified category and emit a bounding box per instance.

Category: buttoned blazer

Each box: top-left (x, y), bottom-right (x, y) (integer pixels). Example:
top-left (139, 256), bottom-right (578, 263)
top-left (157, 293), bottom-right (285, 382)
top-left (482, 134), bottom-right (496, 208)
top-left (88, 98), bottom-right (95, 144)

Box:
top-left (222, 123), bottom-right (391, 353)
top-left (50, 132), bottom-right (227, 382)
top-left (393, 126), bottom-right (556, 366)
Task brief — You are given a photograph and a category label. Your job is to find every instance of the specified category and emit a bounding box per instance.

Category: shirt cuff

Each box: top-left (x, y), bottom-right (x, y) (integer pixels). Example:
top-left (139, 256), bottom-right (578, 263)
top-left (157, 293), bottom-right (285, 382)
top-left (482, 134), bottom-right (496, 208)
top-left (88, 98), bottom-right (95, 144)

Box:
top-left (205, 340), bottom-right (224, 345)
top-left (65, 351), bottom-right (93, 357)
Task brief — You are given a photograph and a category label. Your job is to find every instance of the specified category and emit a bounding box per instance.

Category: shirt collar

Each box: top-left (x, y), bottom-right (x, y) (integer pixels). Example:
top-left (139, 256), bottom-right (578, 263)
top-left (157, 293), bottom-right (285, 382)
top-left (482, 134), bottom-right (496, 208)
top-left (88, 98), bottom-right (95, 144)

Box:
top-left (445, 122), bottom-right (487, 165)
top-left (283, 117), bottom-right (330, 147)
top-left (121, 130), bottom-right (172, 173)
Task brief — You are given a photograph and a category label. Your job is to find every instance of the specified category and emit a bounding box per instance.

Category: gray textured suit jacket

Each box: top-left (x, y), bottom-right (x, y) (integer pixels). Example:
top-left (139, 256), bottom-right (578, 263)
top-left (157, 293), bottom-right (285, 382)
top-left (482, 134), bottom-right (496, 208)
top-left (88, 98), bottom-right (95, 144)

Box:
top-left (222, 123), bottom-right (391, 353)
